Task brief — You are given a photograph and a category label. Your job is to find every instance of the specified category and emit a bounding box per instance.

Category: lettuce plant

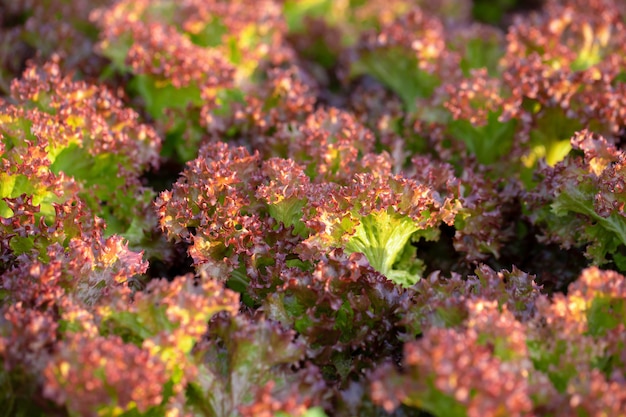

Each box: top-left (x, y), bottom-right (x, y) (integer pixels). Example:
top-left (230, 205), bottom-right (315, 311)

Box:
top-left (0, 61), bottom-right (163, 257)
top-left (157, 113), bottom-right (460, 289)
top-left (92, 0), bottom-right (296, 162)
top-left (527, 130), bottom-right (626, 270)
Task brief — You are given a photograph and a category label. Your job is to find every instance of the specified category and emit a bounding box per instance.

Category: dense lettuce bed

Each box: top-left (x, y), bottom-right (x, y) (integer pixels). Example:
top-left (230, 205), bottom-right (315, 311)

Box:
top-left (2, 0), bottom-right (626, 416)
